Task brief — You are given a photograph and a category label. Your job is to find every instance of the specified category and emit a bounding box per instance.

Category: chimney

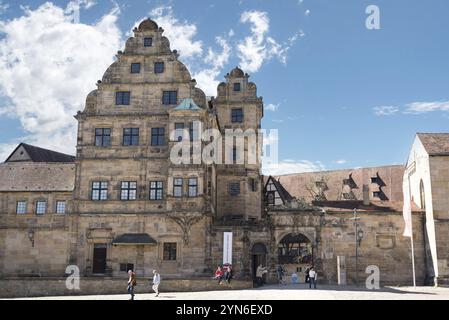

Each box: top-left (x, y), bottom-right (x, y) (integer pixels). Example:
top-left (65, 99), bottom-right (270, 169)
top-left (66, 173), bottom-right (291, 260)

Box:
top-left (363, 184), bottom-right (370, 206)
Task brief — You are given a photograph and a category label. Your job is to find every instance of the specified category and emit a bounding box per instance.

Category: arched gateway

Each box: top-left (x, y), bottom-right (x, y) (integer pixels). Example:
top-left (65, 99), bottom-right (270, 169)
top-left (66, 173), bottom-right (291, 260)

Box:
top-left (278, 233), bottom-right (313, 280)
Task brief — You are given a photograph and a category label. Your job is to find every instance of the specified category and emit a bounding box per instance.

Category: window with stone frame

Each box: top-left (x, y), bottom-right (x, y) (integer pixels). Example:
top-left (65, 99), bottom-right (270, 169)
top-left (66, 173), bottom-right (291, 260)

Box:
top-left (249, 178), bottom-right (257, 192)
top-left (120, 263), bottom-right (134, 272)
top-left (56, 201), bottom-right (66, 214)
top-left (163, 242), bottom-right (177, 261)
top-left (92, 181), bottom-right (108, 201)
top-left (116, 91), bottom-right (131, 105)
top-left (123, 128), bottom-right (139, 146)
top-left (231, 108), bottom-right (244, 123)
top-left (151, 128), bottom-right (165, 146)
top-left (233, 82), bottom-right (241, 92)
top-left (144, 37), bottom-right (153, 47)
top-left (16, 201), bottom-right (27, 214)
top-left (95, 128), bottom-right (111, 147)
top-left (131, 63), bottom-right (141, 74)
top-left (188, 177), bottom-right (198, 197)
top-left (36, 201), bottom-right (47, 215)
top-left (149, 181), bottom-right (163, 200)
top-left (228, 182), bottom-right (240, 196)
top-left (173, 178), bottom-right (183, 197)
top-left (162, 91), bottom-right (177, 105)
top-left (121, 181), bottom-right (137, 200)
top-left (154, 62), bottom-right (165, 74)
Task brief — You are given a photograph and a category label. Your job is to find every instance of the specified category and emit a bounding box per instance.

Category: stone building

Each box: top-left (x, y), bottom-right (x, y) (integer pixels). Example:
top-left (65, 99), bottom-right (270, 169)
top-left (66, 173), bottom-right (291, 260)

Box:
top-left (0, 19), bottom-right (447, 295)
top-left (405, 133), bottom-right (449, 285)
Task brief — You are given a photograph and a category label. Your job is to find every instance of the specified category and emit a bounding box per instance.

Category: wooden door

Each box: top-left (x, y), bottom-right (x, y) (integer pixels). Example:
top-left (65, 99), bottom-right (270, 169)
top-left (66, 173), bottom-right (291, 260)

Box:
top-left (92, 244), bottom-right (107, 274)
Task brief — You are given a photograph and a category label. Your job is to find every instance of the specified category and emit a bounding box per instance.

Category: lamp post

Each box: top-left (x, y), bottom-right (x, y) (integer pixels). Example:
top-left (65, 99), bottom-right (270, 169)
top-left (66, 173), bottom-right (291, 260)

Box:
top-left (28, 229), bottom-right (35, 247)
top-left (351, 209), bottom-right (361, 286)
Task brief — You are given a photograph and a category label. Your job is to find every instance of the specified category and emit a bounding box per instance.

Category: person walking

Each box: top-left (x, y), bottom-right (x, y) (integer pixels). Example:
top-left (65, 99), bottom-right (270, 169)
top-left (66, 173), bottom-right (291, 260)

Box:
top-left (214, 266), bottom-right (224, 285)
top-left (308, 267), bottom-right (317, 289)
top-left (152, 269), bottom-right (161, 297)
top-left (304, 267), bottom-right (310, 283)
top-left (255, 264), bottom-right (268, 287)
top-left (276, 264), bottom-right (286, 286)
top-left (224, 265), bottom-right (233, 285)
top-left (127, 269), bottom-right (137, 300)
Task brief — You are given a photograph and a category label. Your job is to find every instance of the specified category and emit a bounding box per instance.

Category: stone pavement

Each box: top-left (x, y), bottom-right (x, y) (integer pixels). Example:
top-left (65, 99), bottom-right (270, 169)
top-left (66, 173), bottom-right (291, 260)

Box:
top-left (7, 283), bottom-right (449, 300)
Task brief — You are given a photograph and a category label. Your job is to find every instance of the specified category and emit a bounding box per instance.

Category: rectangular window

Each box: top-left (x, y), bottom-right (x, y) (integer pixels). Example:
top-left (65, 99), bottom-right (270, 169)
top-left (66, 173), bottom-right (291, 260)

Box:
top-left (231, 108), bottom-right (244, 123)
top-left (233, 83), bottom-right (241, 91)
top-left (163, 242), bottom-right (177, 261)
top-left (188, 178), bottom-right (198, 197)
top-left (373, 191), bottom-right (381, 198)
top-left (232, 146), bottom-right (237, 162)
top-left (120, 263), bottom-right (134, 272)
top-left (56, 201), bottom-right (66, 214)
top-left (151, 128), bottom-right (165, 146)
top-left (154, 62), bottom-right (165, 74)
top-left (121, 181), bottom-right (137, 200)
top-left (149, 181), bottom-right (163, 200)
top-left (371, 177), bottom-right (380, 184)
top-left (131, 63), bottom-right (141, 74)
top-left (249, 178), bottom-right (257, 192)
top-left (228, 182), bottom-right (240, 196)
top-left (267, 191), bottom-right (275, 205)
top-left (175, 123), bottom-right (184, 142)
top-left (36, 201), bottom-right (47, 215)
top-left (144, 37), bottom-right (153, 47)
top-left (173, 178), bottom-right (183, 198)
top-left (16, 201), bottom-right (27, 214)
top-left (162, 91), bottom-right (177, 105)
top-left (123, 128), bottom-right (139, 146)
top-left (92, 181), bottom-right (108, 201)
top-left (95, 128), bottom-right (111, 147)
top-left (116, 91), bottom-right (131, 105)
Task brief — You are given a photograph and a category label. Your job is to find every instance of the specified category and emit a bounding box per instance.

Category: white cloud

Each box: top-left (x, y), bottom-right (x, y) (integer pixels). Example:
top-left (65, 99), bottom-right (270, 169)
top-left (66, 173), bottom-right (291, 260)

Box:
top-left (193, 36), bottom-right (231, 96)
top-left (237, 10), bottom-right (301, 73)
top-left (150, 6), bottom-right (203, 59)
top-left (262, 159), bottom-right (325, 176)
top-left (304, 10), bottom-right (311, 16)
top-left (334, 159), bottom-right (347, 165)
top-left (373, 106), bottom-right (399, 116)
top-left (0, 2), bottom-right (122, 156)
top-left (265, 103), bottom-right (279, 112)
top-left (373, 101), bottom-right (449, 116)
top-left (405, 101), bottom-right (449, 114)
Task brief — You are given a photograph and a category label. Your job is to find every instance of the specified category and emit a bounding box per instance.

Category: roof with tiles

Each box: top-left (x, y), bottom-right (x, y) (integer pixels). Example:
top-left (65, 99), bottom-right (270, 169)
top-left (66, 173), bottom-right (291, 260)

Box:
top-left (0, 162), bottom-right (75, 192)
top-left (417, 133), bottom-right (449, 156)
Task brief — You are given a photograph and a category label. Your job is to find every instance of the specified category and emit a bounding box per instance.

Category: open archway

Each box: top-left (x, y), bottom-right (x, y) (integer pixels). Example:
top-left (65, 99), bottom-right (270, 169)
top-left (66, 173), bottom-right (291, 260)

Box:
top-left (278, 233), bottom-right (313, 264)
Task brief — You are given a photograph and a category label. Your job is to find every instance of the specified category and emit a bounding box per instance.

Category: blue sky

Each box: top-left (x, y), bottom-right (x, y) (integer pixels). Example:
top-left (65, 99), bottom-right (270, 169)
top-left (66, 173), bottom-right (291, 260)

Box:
top-left (0, 0), bottom-right (448, 174)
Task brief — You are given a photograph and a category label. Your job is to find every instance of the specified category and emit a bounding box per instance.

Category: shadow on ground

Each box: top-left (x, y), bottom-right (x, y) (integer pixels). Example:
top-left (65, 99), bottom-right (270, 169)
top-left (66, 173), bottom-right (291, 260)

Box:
top-left (250, 283), bottom-right (435, 295)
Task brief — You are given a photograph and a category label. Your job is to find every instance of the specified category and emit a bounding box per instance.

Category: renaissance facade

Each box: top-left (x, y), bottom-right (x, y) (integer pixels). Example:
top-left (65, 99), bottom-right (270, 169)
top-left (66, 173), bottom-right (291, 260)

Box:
top-left (0, 19), bottom-right (447, 295)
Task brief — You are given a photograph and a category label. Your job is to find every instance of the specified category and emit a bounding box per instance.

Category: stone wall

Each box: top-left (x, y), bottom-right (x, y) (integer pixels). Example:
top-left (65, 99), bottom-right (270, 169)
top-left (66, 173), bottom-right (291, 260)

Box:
top-left (0, 277), bottom-right (253, 299)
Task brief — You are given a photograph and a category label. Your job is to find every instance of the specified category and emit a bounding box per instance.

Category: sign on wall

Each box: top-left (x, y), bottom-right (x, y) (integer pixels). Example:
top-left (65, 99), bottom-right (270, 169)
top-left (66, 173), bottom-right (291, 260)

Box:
top-left (223, 232), bottom-right (233, 265)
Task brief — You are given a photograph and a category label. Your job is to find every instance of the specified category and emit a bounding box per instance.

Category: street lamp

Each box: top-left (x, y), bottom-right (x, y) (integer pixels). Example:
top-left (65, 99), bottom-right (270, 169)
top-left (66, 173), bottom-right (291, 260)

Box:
top-left (351, 209), bottom-right (361, 286)
top-left (28, 229), bottom-right (35, 247)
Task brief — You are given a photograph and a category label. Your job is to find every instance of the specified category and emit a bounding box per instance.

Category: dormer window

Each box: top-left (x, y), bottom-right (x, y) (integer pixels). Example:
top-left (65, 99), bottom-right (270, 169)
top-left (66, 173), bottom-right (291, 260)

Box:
top-left (233, 83), bottom-right (241, 92)
top-left (144, 37), bottom-right (153, 47)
